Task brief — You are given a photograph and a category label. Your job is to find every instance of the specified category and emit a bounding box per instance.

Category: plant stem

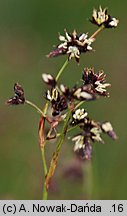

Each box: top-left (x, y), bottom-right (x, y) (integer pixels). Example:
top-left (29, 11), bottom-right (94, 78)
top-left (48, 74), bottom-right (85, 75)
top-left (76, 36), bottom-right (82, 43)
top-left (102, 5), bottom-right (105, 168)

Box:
top-left (45, 110), bottom-right (71, 190)
top-left (42, 148), bottom-right (47, 174)
top-left (75, 101), bottom-right (85, 109)
top-left (25, 100), bottom-right (46, 117)
top-left (67, 125), bottom-right (78, 133)
top-left (56, 59), bottom-right (69, 81)
top-left (43, 101), bottom-right (49, 115)
top-left (41, 59), bottom-right (69, 199)
top-left (44, 100), bottom-right (85, 189)
top-left (90, 25), bottom-right (105, 39)
top-left (41, 25), bottom-right (104, 199)
top-left (41, 103), bottom-right (49, 200)
top-left (25, 99), bottom-right (48, 199)
top-left (42, 182), bottom-right (48, 200)
top-left (42, 145), bottom-right (48, 200)
top-left (83, 161), bottom-right (93, 199)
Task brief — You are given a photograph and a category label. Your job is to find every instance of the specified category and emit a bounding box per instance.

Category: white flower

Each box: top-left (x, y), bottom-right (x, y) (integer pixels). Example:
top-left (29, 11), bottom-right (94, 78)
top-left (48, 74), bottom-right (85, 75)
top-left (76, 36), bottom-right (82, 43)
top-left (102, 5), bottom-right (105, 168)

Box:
top-left (73, 108), bottom-right (88, 120)
top-left (101, 122), bottom-right (113, 132)
top-left (60, 84), bottom-right (66, 93)
top-left (59, 31), bottom-right (94, 59)
top-left (46, 88), bottom-right (58, 101)
top-left (58, 42), bottom-right (67, 49)
top-left (73, 88), bottom-right (82, 97)
top-left (95, 81), bottom-right (111, 93)
top-left (92, 6), bottom-right (108, 25)
top-left (108, 18), bottom-right (119, 27)
top-left (92, 6), bottom-right (119, 28)
top-left (74, 88), bottom-right (93, 100)
top-left (72, 135), bottom-right (84, 152)
top-left (59, 31), bottom-right (71, 43)
top-left (79, 91), bottom-right (93, 100)
top-left (65, 30), bottom-right (72, 41)
top-left (59, 35), bottom-right (66, 42)
top-left (58, 30), bottom-right (72, 49)
top-left (77, 34), bottom-right (95, 48)
top-left (84, 38), bottom-right (95, 50)
top-left (46, 90), bottom-right (52, 101)
top-left (79, 33), bottom-right (88, 41)
top-left (42, 73), bottom-right (54, 83)
top-left (67, 46), bottom-right (80, 60)
top-left (91, 127), bottom-right (103, 143)
top-left (49, 29), bottom-right (95, 62)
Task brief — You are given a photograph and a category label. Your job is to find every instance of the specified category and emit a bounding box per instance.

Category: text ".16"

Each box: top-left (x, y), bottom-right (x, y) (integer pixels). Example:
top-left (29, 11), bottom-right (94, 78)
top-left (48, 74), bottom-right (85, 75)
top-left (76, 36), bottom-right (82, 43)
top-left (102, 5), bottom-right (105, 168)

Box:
top-left (112, 204), bottom-right (123, 212)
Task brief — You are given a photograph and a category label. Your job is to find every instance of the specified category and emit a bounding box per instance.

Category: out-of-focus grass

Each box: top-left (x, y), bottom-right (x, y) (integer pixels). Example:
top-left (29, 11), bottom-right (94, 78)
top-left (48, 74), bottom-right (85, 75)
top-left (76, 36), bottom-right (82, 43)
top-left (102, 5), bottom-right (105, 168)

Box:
top-left (0, 0), bottom-right (127, 199)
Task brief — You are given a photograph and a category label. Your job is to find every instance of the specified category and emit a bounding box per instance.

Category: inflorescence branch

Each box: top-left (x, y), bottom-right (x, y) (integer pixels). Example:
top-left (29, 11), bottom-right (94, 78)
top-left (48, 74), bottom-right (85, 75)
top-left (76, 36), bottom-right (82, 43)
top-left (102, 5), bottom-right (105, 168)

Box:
top-left (6, 6), bottom-right (119, 200)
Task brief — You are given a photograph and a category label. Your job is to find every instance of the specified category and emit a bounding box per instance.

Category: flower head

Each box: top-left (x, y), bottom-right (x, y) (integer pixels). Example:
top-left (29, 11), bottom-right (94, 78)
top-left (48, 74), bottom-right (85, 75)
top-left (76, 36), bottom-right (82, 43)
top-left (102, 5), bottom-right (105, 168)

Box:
top-left (47, 29), bottom-right (95, 63)
top-left (82, 68), bottom-right (111, 97)
top-left (72, 135), bottom-right (92, 160)
top-left (42, 70), bottom-right (94, 116)
top-left (107, 17), bottom-right (119, 28)
top-left (90, 6), bottom-right (119, 28)
top-left (42, 68), bottom-right (110, 116)
top-left (42, 74), bottom-right (66, 115)
top-left (73, 108), bottom-right (88, 120)
top-left (46, 88), bottom-right (59, 102)
top-left (7, 83), bottom-right (25, 105)
top-left (42, 73), bottom-right (56, 87)
top-left (101, 121), bottom-right (118, 140)
top-left (73, 86), bottom-right (96, 101)
top-left (71, 108), bottom-right (88, 125)
top-left (71, 109), bottom-right (117, 160)
top-left (45, 88), bottom-right (68, 116)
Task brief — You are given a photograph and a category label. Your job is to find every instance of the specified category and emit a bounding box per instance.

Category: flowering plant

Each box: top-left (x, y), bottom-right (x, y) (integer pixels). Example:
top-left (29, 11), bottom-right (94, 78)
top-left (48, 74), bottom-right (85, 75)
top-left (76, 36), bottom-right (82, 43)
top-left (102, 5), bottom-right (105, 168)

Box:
top-left (7, 6), bottom-right (118, 199)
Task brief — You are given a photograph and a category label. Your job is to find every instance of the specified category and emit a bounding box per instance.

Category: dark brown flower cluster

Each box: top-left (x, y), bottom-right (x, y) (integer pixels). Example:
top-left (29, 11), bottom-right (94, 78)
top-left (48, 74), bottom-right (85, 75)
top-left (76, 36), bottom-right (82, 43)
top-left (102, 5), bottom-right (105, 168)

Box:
top-left (47, 29), bottom-right (95, 63)
top-left (7, 83), bottom-right (25, 105)
top-left (82, 68), bottom-right (111, 97)
top-left (42, 68), bottom-right (110, 116)
top-left (47, 7), bottom-right (119, 63)
top-left (90, 6), bottom-right (119, 28)
top-left (71, 108), bottom-right (117, 160)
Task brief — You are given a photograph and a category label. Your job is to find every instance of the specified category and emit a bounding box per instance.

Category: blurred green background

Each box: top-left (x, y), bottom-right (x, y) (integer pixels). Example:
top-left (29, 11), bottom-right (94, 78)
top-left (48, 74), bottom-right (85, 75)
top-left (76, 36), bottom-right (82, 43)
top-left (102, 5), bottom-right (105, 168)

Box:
top-left (0, 0), bottom-right (126, 200)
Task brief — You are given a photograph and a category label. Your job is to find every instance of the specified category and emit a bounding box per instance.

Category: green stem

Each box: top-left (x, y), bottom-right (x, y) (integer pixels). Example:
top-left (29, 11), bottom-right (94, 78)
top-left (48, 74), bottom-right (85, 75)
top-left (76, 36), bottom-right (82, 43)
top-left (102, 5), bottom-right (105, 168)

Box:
top-left (45, 110), bottom-right (71, 190)
top-left (41, 59), bottom-right (69, 199)
top-left (90, 25), bottom-right (105, 39)
top-left (25, 100), bottom-right (46, 117)
top-left (56, 115), bottom-right (70, 152)
top-left (41, 103), bottom-right (49, 200)
top-left (25, 99), bottom-right (48, 199)
top-left (42, 184), bottom-right (48, 200)
top-left (42, 145), bottom-right (47, 174)
top-left (43, 101), bottom-right (49, 116)
top-left (83, 161), bottom-right (93, 199)
top-left (56, 59), bottom-right (69, 81)
top-left (44, 100), bottom-right (85, 188)
top-left (75, 101), bottom-right (85, 109)
top-left (56, 101), bottom-right (85, 137)
top-left (67, 125), bottom-right (78, 133)
top-left (42, 146), bottom-right (48, 200)
top-left (41, 25), bottom-right (104, 199)
top-left (26, 59), bottom-right (71, 199)
top-left (49, 124), bottom-right (78, 139)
